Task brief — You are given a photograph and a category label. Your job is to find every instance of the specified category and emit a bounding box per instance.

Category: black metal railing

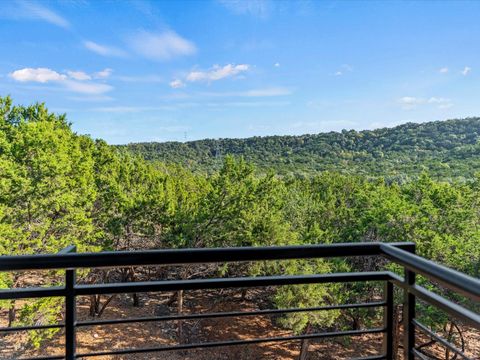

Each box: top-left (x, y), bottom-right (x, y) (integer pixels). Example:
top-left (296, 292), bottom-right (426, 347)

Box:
top-left (0, 242), bottom-right (479, 360)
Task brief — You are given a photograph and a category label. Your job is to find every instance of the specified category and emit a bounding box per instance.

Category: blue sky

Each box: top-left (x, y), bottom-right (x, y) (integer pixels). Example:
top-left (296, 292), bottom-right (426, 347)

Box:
top-left (1, 0), bottom-right (480, 144)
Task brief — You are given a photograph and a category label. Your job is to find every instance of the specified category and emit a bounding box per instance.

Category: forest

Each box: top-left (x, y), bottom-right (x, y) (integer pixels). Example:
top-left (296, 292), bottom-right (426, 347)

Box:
top-left (0, 97), bottom-right (479, 357)
top-left (122, 117), bottom-right (480, 181)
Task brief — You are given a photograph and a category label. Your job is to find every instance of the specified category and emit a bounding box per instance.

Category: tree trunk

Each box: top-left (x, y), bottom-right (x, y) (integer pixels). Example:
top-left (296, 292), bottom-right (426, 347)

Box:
top-left (444, 322), bottom-right (454, 360)
top-left (89, 295), bottom-right (100, 317)
top-left (299, 324), bottom-right (312, 360)
top-left (132, 292), bottom-right (140, 307)
top-left (241, 288), bottom-right (248, 301)
top-left (8, 300), bottom-right (16, 327)
top-left (177, 289), bottom-right (184, 342)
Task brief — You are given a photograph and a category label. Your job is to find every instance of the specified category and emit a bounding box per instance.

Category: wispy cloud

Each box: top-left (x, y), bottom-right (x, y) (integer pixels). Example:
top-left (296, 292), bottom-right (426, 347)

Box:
top-left (218, 0), bottom-right (273, 18)
top-left (9, 67), bottom-right (113, 95)
top-left (84, 41), bottom-right (127, 57)
top-left (427, 97), bottom-right (453, 109)
top-left (127, 30), bottom-right (196, 61)
top-left (439, 67), bottom-right (449, 74)
top-left (186, 64), bottom-right (250, 83)
top-left (67, 95), bottom-right (115, 102)
top-left (94, 68), bottom-right (113, 79)
top-left (63, 80), bottom-right (113, 95)
top-left (199, 87), bottom-right (291, 97)
top-left (398, 96), bottom-right (453, 110)
top-left (67, 71), bottom-right (91, 81)
top-left (462, 66), bottom-right (471, 76)
top-left (170, 79), bottom-right (185, 88)
top-left (2, 1), bottom-right (70, 28)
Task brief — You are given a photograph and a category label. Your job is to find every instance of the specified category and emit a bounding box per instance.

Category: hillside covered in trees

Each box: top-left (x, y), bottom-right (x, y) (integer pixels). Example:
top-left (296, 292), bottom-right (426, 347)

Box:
top-left (122, 118), bottom-right (480, 180)
top-left (1, 97), bottom-right (479, 357)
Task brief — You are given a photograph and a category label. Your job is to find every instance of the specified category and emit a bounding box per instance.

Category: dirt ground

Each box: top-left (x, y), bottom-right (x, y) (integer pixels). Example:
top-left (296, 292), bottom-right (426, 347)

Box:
top-left (1, 289), bottom-right (478, 359)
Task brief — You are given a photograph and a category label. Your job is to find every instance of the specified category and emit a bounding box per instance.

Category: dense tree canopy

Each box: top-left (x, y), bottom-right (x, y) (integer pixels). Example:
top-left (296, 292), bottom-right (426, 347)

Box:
top-left (122, 117), bottom-right (480, 180)
top-left (1, 97), bottom-right (479, 348)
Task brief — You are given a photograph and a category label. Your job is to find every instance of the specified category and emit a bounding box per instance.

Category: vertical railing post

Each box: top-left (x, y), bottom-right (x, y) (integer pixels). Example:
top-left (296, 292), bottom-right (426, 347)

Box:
top-left (64, 245), bottom-right (77, 360)
top-left (383, 281), bottom-right (394, 359)
top-left (403, 244), bottom-right (416, 360)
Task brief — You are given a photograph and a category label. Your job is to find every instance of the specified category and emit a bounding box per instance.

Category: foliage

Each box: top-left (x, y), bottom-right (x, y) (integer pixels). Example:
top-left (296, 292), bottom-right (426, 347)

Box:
top-left (121, 117), bottom-right (480, 180)
top-left (1, 97), bottom-right (479, 347)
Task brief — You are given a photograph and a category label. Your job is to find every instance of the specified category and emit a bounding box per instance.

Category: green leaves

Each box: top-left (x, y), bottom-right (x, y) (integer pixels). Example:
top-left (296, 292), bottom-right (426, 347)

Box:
top-left (1, 96), bottom-right (479, 346)
top-left (122, 117), bottom-right (480, 180)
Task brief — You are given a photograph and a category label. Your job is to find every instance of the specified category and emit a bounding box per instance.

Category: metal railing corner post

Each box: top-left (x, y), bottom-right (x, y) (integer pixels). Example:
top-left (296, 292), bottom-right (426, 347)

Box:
top-left (403, 244), bottom-right (416, 360)
top-left (383, 281), bottom-right (394, 359)
top-left (64, 245), bottom-right (77, 360)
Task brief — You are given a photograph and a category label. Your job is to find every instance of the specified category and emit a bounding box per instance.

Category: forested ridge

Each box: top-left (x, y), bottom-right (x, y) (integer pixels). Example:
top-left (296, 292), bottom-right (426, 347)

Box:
top-left (122, 118), bottom-right (480, 180)
top-left (1, 97), bottom-right (479, 354)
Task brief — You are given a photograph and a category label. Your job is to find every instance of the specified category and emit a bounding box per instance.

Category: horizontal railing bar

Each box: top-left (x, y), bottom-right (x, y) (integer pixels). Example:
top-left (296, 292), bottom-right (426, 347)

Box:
top-left (380, 244), bottom-right (480, 302)
top-left (75, 272), bottom-right (392, 296)
top-left (77, 301), bottom-right (386, 327)
top-left (0, 286), bottom-right (66, 300)
top-left (76, 327), bottom-right (386, 357)
top-left (390, 275), bottom-right (480, 330)
top-left (0, 323), bottom-right (64, 332)
top-left (410, 285), bottom-right (480, 330)
top-left (0, 242), bottom-right (414, 271)
top-left (413, 319), bottom-right (473, 360)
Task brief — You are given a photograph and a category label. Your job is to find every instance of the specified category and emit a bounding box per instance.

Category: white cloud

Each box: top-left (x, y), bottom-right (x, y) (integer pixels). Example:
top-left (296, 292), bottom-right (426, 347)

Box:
top-left (63, 80), bottom-right (113, 95)
top-left (439, 67), bottom-right (449, 74)
top-left (398, 96), bottom-right (453, 110)
top-left (94, 68), bottom-right (113, 79)
top-left (9, 67), bottom-right (113, 95)
top-left (334, 71), bottom-right (343, 76)
top-left (84, 41), bottom-right (126, 57)
top-left (170, 79), bottom-right (185, 88)
top-left (427, 97), bottom-right (453, 109)
top-left (10, 68), bottom-right (66, 83)
top-left (274, 62), bottom-right (280, 67)
top-left (3, 1), bottom-right (70, 28)
top-left (67, 71), bottom-right (91, 81)
top-left (127, 30), bottom-right (196, 61)
top-left (186, 64), bottom-right (250, 82)
top-left (398, 96), bottom-right (425, 107)
top-left (462, 66), bottom-right (471, 76)
top-left (427, 97), bottom-right (450, 104)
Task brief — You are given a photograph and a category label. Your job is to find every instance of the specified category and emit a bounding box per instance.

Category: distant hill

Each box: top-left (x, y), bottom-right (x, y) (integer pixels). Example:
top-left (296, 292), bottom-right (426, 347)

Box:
top-left (119, 118), bottom-right (480, 180)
